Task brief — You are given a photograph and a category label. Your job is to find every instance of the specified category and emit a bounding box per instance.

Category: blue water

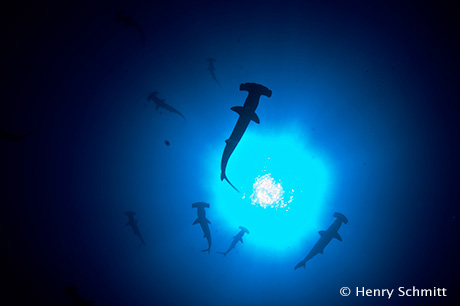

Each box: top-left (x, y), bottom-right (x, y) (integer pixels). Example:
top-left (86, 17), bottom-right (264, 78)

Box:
top-left (2, 1), bottom-right (458, 305)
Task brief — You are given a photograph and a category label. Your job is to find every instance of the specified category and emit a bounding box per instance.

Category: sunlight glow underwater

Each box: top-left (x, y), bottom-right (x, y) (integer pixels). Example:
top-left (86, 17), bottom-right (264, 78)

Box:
top-left (209, 129), bottom-right (331, 253)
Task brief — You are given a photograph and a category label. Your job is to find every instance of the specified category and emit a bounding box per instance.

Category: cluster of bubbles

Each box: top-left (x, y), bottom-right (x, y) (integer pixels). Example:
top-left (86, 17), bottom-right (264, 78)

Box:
top-left (250, 173), bottom-right (293, 210)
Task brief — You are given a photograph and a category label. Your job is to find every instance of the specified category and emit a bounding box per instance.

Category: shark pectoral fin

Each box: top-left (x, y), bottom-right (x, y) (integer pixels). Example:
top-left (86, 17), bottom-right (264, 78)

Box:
top-left (193, 219), bottom-right (199, 225)
top-left (206, 218), bottom-right (211, 224)
top-left (334, 233), bottom-right (343, 241)
top-left (249, 112), bottom-right (260, 124)
top-left (239, 237), bottom-right (243, 243)
top-left (231, 106), bottom-right (245, 116)
top-left (319, 230), bottom-right (326, 236)
top-left (319, 249), bottom-right (324, 254)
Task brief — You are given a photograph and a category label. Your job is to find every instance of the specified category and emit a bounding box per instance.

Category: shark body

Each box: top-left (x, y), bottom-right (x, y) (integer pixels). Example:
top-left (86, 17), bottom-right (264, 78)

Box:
top-left (221, 83), bottom-right (272, 191)
top-left (125, 211), bottom-right (146, 247)
top-left (115, 10), bottom-right (146, 46)
top-left (0, 128), bottom-right (32, 141)
top-left (294, 212), bottom-right (348, 270)
top-left (192, 202), bottom-right (212, 253)
top-left (217, 226), bottom-right (249, 256)
top-left (147, 91), bottom-right (185, 120)
top-left (206, 58), bottom-right (221, 87)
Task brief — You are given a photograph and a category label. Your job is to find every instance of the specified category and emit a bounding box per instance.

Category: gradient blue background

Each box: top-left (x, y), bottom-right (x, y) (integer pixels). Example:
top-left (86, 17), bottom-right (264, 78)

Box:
top-left (1, 0), bottom-right (458, 305)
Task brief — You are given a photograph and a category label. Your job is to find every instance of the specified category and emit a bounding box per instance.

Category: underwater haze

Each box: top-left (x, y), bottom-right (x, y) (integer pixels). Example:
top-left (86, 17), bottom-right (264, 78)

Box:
top-left (2, 0), bottom-right (459, 305)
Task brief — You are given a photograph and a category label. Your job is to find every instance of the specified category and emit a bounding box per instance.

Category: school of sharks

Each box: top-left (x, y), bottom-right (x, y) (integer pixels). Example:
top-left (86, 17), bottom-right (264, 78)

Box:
top-left (3, 1), bottom-right (459, 305)
top-left (92, 10), bottom-right (349, 266)
top-left (131, 70), bottom-right (349, 267)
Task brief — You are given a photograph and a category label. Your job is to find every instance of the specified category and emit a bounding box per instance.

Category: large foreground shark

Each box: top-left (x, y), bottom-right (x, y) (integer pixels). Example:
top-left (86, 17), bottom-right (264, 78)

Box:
top-left (294, 212), bottom-right (348, 270)
top-left (221, 83), bottom-right (272, 191)
top-left (192, 202), bottom-right (212, 253)
top-left (147, 91), bottom-right (185, 120)
top-left (217, 226), bottom-right (249, 256)
top-left (125, 211), bottom-right (146, 247)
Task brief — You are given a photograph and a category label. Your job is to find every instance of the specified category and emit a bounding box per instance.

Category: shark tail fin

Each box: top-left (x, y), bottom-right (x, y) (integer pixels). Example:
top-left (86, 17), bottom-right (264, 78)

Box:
top-left (221, 172), bottom-right (239, 192)
top-left (217, 252), bottom-right (227, 256)
top-left (294, 259), bottom-right (307, 270)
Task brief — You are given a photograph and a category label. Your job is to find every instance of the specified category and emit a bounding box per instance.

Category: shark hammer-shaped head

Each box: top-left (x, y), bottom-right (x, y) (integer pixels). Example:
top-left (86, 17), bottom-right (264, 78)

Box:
top-left (147, 91), bottom-right (159, 101)
top-left (239, 83), bottom-right (272, 98)
top-left (333, 212), bottom-right (348, 224)
top-left (192, 202), bottom-right (210, 208)
top-left (239, 226), bottom-right (250, 234)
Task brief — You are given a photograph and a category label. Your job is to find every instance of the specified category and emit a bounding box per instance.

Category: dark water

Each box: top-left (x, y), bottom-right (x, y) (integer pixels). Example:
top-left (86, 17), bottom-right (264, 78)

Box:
top-left (2, 1), bottom-right (458, 305)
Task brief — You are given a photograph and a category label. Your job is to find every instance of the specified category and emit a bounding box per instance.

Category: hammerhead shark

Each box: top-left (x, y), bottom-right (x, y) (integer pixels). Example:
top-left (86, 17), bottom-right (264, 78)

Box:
top-left (115, 10), bottom-right (146, 47)
top-left (0, 128), bottom-right (32, 142)
top-left (221, 83), bottom-right (272, 191)
top-left (147, 91), bottom-right (185, 120)
top-left (192, 202), bottom-right (212, 253)
top-left (294, 212), bottom-right (348, 270)
top-left (125, 211), bottom-right (146, 247)
top-left (217, 226), bottom-right (249, 256)
top-left (206, 58), bottom-right (221, 87)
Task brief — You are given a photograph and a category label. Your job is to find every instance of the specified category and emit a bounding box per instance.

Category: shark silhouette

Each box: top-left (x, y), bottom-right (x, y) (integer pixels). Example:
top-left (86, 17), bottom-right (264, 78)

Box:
top-left (125, 211), bottom-right (146, 247)
top-left (0, 128), bottom-right (32, 142)
top-left (192, 202), bottom-right (212, 253)
top-left (294, 212), bottom-right (348, 270)
top-left (147, 91), bottom-right (185, 120)
top-left (63, 286), bottom-right (93, 306)
top-left (206, 58), bottom-right (221, 87)
top-left (221, 83), bottom-right (272, 191)
top-left (115, 10), bottom-right (146, 47)
top-left (217, 226), bottom-right (249, 256)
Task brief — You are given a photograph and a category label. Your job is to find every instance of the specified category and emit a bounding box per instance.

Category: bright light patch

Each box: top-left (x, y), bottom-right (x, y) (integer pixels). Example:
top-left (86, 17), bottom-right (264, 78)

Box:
top-left (207, 127), bottom-right (331, 254)
top-left (251, 173), bottom-right (291, 209)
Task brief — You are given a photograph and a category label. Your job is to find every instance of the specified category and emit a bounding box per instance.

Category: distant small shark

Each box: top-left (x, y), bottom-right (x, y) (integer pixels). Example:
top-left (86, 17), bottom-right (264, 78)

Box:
top-left (0, 128), bottom-right (32, 142)
top-left (192, 202), bottom-right (212, 253)
top-left (206, 58), bottom-right (221, 87)
top-left (63, 285), bottom-right (93, 306)
top-left (217, 226), bottom-right (249, 256)
top-left (115, 10), bottom-right (146, 47)
top-left (294, 212), bottom-right (348, 270)
top-left (221, 83), bottom-right (272, 191)
top-left (125, 211), bottom-right (146, 247)
top-left (147, 91), bottom-right (185, 120)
